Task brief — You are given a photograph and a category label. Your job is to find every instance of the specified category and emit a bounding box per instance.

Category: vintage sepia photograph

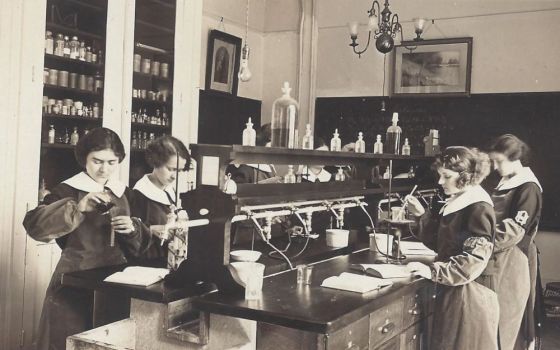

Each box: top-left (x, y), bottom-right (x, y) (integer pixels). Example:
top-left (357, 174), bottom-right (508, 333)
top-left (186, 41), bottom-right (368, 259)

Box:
top-left (205, 29), bottom-right (241, 95)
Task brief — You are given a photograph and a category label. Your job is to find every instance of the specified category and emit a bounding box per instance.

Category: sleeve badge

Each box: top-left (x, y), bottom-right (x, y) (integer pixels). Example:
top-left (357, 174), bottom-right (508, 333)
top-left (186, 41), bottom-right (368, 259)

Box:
top-left (515, 210), bottom-right (529, 226)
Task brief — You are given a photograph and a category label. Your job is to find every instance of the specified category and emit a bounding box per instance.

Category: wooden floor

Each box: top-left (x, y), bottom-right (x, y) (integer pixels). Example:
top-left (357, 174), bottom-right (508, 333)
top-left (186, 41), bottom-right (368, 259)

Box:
top-left (542, 318), bottom-right (560, 350)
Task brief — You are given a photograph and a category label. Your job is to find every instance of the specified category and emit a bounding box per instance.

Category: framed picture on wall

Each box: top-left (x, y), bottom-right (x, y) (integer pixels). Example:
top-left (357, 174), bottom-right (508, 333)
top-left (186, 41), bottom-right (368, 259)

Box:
top-left (205, 29), bottom-right (242, 96)
top-left (392, 37), bottom-right (473, 97)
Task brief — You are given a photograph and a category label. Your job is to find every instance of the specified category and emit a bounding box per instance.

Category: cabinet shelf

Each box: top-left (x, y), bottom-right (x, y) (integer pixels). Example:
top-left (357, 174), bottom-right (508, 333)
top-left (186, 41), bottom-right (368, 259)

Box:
top-left (43, 84), bottom-right (103, 97)
top-left (135, 19), bottom-right (174, 35)
top-left (44, 53), bottom-right (104, 70)
top-left (132, 97), bottom-right (171, 107)
top-left (131, 122), bottom-right (171, 131)
top-left (46, 22), bottom-right (104, 41)
top-left (133, 71), bottom-right (170, 82)
top-left (135, 43), bottom-right (173, 59)
top-left (43, 114), bottom-right (103, 122)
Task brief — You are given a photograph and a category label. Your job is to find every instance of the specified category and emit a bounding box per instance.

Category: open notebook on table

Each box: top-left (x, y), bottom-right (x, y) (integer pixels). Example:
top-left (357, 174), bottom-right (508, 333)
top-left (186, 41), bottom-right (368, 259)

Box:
top-left (351, 264), bottom-right (411, 279)
top-left (321, 272), bottom-right (393, 294)
top-left (399, 241), bottom-right (437, 256)
top-left (104, 266), bottom-right (170, 287)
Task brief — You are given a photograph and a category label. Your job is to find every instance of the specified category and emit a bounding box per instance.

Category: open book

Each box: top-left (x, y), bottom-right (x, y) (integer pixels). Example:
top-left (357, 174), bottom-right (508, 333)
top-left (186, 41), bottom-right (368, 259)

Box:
top-left (399, 241), bottom-right (437, 256)
top-left (321, 272), bottom-right (393, 293)
top-left (104, 266), bottom-right (170, 287)
top-left (351, 263), bottom-right (411, 279)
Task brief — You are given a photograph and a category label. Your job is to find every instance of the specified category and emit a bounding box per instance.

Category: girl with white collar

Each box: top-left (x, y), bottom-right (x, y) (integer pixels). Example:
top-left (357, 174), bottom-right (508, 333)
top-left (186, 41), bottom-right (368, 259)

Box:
top-left (405, 146), bottom-right (499, 350)
top-left (131, 135), bottom-right (190, 260)
top-left (23, 128), bottom-right (149, 350)
top-left (489, 134), bottom-right (543, 350)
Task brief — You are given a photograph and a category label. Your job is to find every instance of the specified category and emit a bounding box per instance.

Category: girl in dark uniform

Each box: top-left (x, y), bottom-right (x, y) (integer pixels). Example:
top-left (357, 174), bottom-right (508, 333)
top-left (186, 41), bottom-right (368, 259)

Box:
top-left (131, 135), bottom-right (191, 261)
top-left (489, 134), bottom-right (543, 350)
top-left (23, 128), bottom-right (149, 350)
top-left (405, 146), bottom-right (499, 350)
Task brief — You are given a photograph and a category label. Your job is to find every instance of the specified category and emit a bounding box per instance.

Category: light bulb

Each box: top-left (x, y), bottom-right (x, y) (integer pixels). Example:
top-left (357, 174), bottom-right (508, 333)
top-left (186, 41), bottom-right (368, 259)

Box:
top-left (367, 14), bottom-right (378, 32)
top-left (347, 21), bottom-right (359, 38)
top-left (238, 44), bottom-right (252, 82)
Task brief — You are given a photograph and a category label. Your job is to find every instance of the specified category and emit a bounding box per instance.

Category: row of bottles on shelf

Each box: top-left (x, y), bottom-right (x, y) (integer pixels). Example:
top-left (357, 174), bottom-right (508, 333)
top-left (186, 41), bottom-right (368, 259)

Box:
top-left (44, 68), bottom-right (103, 92)
top-left (132, 88), bottom-right (170, 102)
top-left (371, 165), bottom-right (416, 181)
top-left (133, 53), bottom-right (170, 78)
top-left (47, 125), bottom-right (87, 145)
top-left (43, 96), bottom-right (101, 118)
top-left (45, 31), bottom-right (103, 63)
top-left (131, 131), bottom-right (167, 150)
top-left (132, 108), bottom-right (170, 126)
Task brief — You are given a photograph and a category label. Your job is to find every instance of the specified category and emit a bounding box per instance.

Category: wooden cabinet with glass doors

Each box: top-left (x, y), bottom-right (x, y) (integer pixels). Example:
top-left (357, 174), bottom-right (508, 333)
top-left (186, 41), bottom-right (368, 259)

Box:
top-left (129, 0), bottom-right (176, 187)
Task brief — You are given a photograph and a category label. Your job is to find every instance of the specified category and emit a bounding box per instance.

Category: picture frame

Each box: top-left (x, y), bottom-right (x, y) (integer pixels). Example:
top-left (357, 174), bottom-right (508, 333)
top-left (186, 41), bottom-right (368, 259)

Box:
top-left (392, 37), bottom-right (473, 97)
top-left (205, 29), bottom-right (242, 96)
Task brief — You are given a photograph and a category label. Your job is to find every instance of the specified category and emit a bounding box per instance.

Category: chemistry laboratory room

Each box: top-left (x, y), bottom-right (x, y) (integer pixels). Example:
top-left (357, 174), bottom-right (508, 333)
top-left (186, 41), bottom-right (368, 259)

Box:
top-left (3, 0), bottom-right (560, 349)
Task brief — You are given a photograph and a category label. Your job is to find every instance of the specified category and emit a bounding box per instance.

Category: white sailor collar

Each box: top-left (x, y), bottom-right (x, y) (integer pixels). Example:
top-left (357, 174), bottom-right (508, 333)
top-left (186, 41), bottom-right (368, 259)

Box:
top-left (496, 167), bottom-right (542, 192)
top-left (246, 164), bottom-right (274, 173)
top-left (133, 174), bottom-right (175, 206)
top-left (63, 172), bottom-right (126, 198)
top-left (300, 166), bottom-right (332, 183)
top-left (441, 185), bottom-right (493, 216)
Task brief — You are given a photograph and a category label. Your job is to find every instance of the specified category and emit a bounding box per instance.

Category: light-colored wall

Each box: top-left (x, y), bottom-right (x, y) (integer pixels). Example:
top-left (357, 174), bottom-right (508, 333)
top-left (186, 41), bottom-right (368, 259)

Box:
top-left (535, 231), bottom-right (560, 286)
top-left (315, 0), bottom-right (560, 96)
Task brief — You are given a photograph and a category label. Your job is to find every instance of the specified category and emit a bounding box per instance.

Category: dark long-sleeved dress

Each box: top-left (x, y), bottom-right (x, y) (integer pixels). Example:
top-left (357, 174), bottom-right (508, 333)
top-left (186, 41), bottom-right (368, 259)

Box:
top-left (130, 174), bottom-right (177, 260)
top-left (22, 172), bottom-right (148, 350)
top-left (491, 167), bottom-right (542, 350)
top-left (416, 185), bottom-right (499, 350)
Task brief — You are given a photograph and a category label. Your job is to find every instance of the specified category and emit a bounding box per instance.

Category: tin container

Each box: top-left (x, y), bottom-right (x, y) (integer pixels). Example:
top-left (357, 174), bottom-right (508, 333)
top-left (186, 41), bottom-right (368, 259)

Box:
top-left (43, 69), bottom-right (49, 84)
top-left (78, 74), bottom-right (87, 90)
top-left (48, 69), bottom-right (58, 85)
top-left (150, 60), bottom-right (160, 76)
top-left (160, 63), bottom-right (169, 78)
top-left (69, 73), bottom-right (78, 89)
top-left (86, 76), bottom-right (94, 91)
top-left (58, 70), bottom-right (69, 87)
top-left (141, 58), bottom-right (151, 74)
top-left (133, 54), bottom-right (141, 72)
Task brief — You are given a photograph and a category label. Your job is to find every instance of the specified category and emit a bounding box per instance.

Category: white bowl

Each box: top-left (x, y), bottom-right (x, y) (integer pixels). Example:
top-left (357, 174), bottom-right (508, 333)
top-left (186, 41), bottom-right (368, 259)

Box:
top-left (326, 229), bottom-right (349, 248)
top-left (230, 250), bottom-right (262, 262)
top-left (228, 262), bottom-right (265, 288)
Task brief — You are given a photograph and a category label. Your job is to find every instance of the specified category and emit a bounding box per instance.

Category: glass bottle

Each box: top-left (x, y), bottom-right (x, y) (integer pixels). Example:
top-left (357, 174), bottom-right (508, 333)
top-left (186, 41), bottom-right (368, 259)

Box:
top-left (335, 167), bottom-right (346, 181)
top-left (148, 132), bottom-right (155, 146)
top-left (382, 167), bottom-right (391, 179)
top-left (301, 123), bottom-right (314, 150)
top-left (69, 36), bottom-right (79, 59)
top-left (242, 117), bottom-right (256, 146)
top-left (83, 128), bottom-right (89, 135)
top-left (45, 31), bottom-right (54, 55)
top-left (284, 165), bottom-right (297, 183)
top-left (94, 71), bottom-right (103, 92)
top-left (54, 34), bottom-right (65, 56)
top-left (70, 127), bottom-right (79, 145)
top-left (407, 166), bottom-right (416, 179)
top-left (78, 41), bottom-right (86, 61)
top-left (402, 137), bottom-right (411, 155)
top-left (47, 125), bottom-right (55, 144)
top-left (92, 102), bottom-right (100, 118)
top-left (63, 36), bottom-right (71, 57)
top-left (373, 134), bottom-right (383, 154)
top-left (63, 128), bottom-right (70, 144)
top-left (385, 112), bottom-right (402, 155)
top-left (330, 129), bottom-right (341, 152)
top-left (131, 131), bottom-right (138, 149)
top-left (85, 46), bottom-right (92, 62)
top-left (271, 82), bottom-right (299, 148)
top-left (155, 109), bottom-right (162, 125)
top-left (354, 132), bottom-right (366, 153)
top-left (162, 107), bottom-right (168, 126)
top-left (38, 178), bottom-right (50, 203)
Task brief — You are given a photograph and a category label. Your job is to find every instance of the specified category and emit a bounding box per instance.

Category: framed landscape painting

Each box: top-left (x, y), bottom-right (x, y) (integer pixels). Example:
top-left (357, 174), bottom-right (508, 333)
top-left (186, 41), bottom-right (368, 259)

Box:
top-left (393, 37), bottom-right (472, 97)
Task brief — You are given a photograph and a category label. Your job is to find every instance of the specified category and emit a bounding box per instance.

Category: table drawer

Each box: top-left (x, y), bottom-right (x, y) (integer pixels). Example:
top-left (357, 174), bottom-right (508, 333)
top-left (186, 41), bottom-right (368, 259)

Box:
top-left (400, 322), bottom-right (423, 350)
top-left (402, 289), bottom-right (427, 328)
top-left (369, 297), bottom-right (403, 348)
top-left (325, 315), bottom-right (369, 350)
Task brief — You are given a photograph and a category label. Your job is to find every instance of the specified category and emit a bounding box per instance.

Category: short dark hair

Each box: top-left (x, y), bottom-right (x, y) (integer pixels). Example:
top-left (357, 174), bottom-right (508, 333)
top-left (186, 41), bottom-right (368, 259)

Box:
top-left (145, 135), bottom-right (191, 170)
top-left (489, 134), bottom-right (530, 164)
top-left (256, 123), bottom-right (271, 146)
top-left (75, 127), bottom-right (125, 168)
top-left (434, 146), bottom-right (491, 188)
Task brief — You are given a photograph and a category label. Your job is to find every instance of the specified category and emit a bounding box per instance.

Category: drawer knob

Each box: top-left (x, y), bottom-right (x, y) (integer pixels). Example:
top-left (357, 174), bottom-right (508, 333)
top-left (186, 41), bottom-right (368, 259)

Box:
top-left (408, 308), bottom-right (420, 315)
top-left (379, 322), bottom-right (395, 334)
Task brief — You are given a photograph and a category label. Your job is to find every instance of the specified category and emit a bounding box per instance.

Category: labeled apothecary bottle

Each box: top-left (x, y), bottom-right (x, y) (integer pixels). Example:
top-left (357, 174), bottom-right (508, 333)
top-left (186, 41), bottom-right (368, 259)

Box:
top-left (69, 36), bottom-right (79, 59)
top-left (271, 82), bottom-right (299, 148)
top-left (70, 127), bottom-right (79, 145)
top-left (63, 36), bottom-right (71, 57)
top-left (54, 34), bottom-right (64, 56)
top-left (45, 31), bottom-right (54, 55)
top-left (48, 125), bottom-right (55, 144)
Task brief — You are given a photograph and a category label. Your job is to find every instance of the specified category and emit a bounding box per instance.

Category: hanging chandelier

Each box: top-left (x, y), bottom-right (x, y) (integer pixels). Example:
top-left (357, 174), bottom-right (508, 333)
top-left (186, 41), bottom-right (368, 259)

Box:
top-left (348, 0), bottom-right (403, 56)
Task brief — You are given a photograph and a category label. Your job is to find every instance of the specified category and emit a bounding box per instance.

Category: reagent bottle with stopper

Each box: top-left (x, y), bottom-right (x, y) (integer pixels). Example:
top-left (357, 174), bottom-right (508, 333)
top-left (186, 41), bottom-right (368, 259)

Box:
top-left (373, 134), bottom-right (383, 154)
top-left (242, 117), bottom-right (256, 146)
top-left (355, 132), bottom-right (365, 153)
top-left (330, 129), bottom-right (341, 151)
top-left (386, 112), bottom-right (402, 154)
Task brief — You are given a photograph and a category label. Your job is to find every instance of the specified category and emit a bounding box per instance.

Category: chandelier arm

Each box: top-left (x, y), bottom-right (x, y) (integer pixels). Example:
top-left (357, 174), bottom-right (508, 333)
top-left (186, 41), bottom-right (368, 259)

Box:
top-left (398, 22), bottom-right (418, 51)
top-left (368, 0), bottom-right (380, 18)
top-left (390, 13), bottom-right (400, 37)
top-left (352, 30), bottom-right (372, 57)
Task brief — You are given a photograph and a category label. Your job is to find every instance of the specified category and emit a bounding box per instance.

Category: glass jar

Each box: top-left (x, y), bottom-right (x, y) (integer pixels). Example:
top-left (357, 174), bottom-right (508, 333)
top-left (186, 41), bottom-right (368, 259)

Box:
top-left (133, 54), bottom-right (141, 72)
top-left (78, 41), bottom-right (86, 61)
top-left (45, 31), bottom-right (54, 55)
top-left (141, 58), bottom-right (151, 74)
top-left (69, 36), bottom-right (79, 59)
top-left (54, 34), bottom-right (64, 56)
top-left (271, 82), bottom-right (299, 148)
top-left (92, 102), bottom-right (100, 118)
top-left (94, 71), bottom-right (103, 92)
top-left (63, 36), bottom-right (70, 57)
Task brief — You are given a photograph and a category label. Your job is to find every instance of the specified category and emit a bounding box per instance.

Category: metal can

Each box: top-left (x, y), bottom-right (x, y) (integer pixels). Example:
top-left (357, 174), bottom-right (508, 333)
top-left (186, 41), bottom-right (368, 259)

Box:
top-left (78, 74), bottom-right (87, 90)
top-left (141, 58), bottom-right (151, 74)
top-left (133, 54), bottom-right (141, 72)
top-left (48, 69), bottom-right (58, 85)
top-left (43, 69), bottom-right (49, 84)
top-left (150, 60), bottom-right (160, 76)
top-left (86, 76), bottom-right (94, 91)
top-left (160, 63), bottom-right (169, 78)
top-left (58, 70), bottom-right (69, 87)
top-left (69, 73), bottom-right (78, 89)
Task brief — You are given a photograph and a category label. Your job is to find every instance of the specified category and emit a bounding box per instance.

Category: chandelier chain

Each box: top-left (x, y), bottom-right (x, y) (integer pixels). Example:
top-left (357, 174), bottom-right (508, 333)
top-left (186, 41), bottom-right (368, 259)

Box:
top-left (244, 0), bottom-right (250, 42)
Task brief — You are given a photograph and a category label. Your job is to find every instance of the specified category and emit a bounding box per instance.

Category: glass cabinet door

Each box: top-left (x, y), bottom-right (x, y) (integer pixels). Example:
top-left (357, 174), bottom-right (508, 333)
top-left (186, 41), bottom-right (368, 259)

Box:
top-left (129, 0), bottom-right (176, 186)
top-left (40, 0), bottom-right (108, 193)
